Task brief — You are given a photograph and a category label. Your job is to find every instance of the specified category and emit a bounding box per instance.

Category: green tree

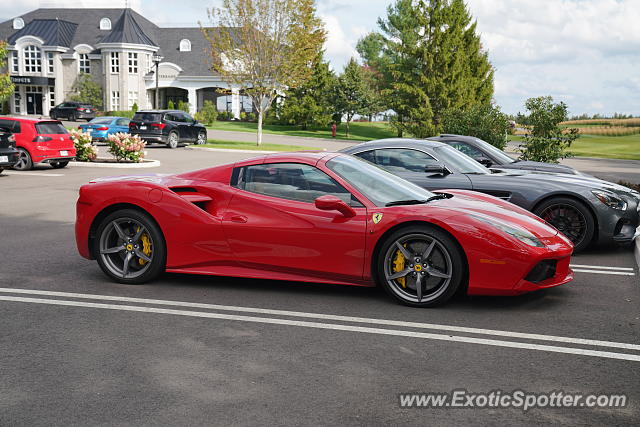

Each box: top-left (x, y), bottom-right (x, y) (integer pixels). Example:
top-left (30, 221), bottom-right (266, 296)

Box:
top-left (278, 55), bottom-right (337, 129)
top-left (203, 0), bottom-right (326, 145)
top-left (0, 41), bottom-right (14, 104)
top-left (442, 104), bottom-right (510, 150)
top-left (167, 100), bottom-right (175, 110)
top-left (333, 58), bottom-right (372, 137)
top-left (132, 102), bottom-right (139, 113)
top-left (517, 96), bottom-right (579, 163)
top-left (195, 100), bottom-right (218, 124)
top-left (70, 73), bottom-right (103, 109)
top-left (376, 0), bottom-right (494, 137)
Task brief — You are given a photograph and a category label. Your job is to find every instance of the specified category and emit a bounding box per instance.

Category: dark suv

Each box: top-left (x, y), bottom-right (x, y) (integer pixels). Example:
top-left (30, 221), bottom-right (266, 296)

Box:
top-left (50, 102), bottom-right (97, 121)
top-left (0, 126), bottom-right (19, 174)
top-left (129, 110), bottom-right (207, 148)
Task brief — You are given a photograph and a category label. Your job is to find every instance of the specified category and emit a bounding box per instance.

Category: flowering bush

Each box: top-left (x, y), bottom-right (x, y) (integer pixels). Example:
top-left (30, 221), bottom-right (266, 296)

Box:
top-left (69, 129), bottom-right (98, 162)
top-left (106, 132), bottom-right (146, 163)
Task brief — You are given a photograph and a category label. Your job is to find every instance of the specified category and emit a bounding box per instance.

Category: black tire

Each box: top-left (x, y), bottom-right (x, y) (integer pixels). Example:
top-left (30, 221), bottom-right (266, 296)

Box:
top-left (70, 112), bottom-right (77, 122)
top-left (375, 225), bottom-right (465, 307)
top-left (167, 131), bottom-right (179, 149)
top-left (94, 209), bottom-right (166, 284)
top-left (533, 197), bottom-right (595, 252)
top-left (0, 167), bottom-right (4, 175)
top-left (50, 161), bottom-right (69, 169)
top-left (196, 131), bottom-right (207, 145)
top-left (13, 148), bottom-right (33, 171)
top-left (50, 112), bottom-right (57, 120)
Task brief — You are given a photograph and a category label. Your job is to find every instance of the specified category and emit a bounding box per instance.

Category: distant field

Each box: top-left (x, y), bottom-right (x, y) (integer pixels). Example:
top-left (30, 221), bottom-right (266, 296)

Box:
top-left (510, 134), bottom-right (640, 160)
top-left (207, 121), bottom-right (395, 141)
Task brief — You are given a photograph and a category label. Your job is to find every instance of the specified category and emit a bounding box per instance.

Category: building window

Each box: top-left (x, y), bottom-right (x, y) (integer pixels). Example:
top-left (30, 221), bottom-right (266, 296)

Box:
top-left (110, 52), bottom-right (119, 73)
top-left (127, 52), bottom-right (138, 74)
top-left (79, 54), bottom-right (91, 74)
top-left (13, 89), bottom-right (21, 113)
top-left (110, 91), bottom-right (120, 111)
top-left (11, 51), bottom-right (18, 73)
top-left (13, 18), bottom-right (24, 30)
top-left (179, 39), bottom-right (191, 52)
top-left (24, 45), bottom-right (42, 73)
top-left (100, 18), bottom-right (111, 30)
top-left (128, 91), bottom-right (138, 109)
top-left (49, 87), bottom-right (55, 108)
top-left (47, 52), bottom-right (54, 73)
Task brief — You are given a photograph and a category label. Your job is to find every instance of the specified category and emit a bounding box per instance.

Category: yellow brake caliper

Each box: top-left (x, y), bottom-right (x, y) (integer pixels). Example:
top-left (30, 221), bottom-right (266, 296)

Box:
top-left (136, 226), bottom-right (153, 266)
top-left (392, 246), bottom-right (407, 288)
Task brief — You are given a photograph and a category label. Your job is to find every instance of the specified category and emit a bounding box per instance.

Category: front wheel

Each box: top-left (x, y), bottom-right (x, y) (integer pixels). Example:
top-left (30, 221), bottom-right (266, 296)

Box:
top-left (94, 209), bottom-right (166, 284)
top-left (13, 148), bottom-right (33, 171)
top-left (196, 131), bottom-right (207, 145)
top-left (70, 112), bottom-right (77, 122)
top-left (50, 161), bottom-right (69, 169)
top-left (376, 225), bottom-right (465, 307)
top-left (534, 197), bottom-right (595, 252)
top-left (167, 131), bottom-right (179, 149)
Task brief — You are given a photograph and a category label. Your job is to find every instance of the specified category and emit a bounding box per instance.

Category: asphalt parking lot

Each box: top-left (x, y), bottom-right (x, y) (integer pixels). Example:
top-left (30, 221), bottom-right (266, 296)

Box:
top-left (0, 146), bottom-right (638, 425)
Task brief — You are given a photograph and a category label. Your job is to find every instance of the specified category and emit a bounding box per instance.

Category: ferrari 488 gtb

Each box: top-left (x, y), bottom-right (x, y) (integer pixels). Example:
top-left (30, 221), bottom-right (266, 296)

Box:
top-left (76, 152), bottom-right (574, 307)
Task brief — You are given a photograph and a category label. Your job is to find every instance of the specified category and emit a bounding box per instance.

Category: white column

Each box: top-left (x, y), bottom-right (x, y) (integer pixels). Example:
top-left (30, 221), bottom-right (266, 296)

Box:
top-left (187, 88), bottom-right (197, 115)
top-left (231, 87), bottom-right (241, 119)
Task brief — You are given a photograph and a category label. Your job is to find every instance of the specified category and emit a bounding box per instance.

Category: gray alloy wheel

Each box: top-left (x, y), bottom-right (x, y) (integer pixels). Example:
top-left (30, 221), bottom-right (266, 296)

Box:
top-left (50, 161), bottom-right (69, 169)
top-left (167, 131), bottom-right (179, 149)
top-left (95, 209), bottom-right (166, 284)
top-left (13, 148), bottom-right (33, 171)
top-left (196, 131), bottom-right (207, 145)
top-left (376, 226), bottom-right (464, 307)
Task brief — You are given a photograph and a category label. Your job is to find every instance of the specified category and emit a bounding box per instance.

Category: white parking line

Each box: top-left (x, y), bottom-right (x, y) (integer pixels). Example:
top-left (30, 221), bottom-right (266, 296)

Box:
top-left (1, 295), bottom-right (639, 362)
top-left (570, 264), bottom-right (634, 271)
top-left (0, 287), bottom-right (639, 351)
top-left (2, 171), bottom-right (64, 177)
top-left (572, 269), bottom-right (635, 276)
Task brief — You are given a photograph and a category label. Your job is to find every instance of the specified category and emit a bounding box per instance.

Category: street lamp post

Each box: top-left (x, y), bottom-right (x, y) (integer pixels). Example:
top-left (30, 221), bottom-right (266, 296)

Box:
top-left (152, 54), bottom-right (164, 109)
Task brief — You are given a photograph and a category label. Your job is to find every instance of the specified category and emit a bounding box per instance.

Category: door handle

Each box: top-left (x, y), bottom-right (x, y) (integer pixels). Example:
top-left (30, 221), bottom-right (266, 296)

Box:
top-left (230, 215), bottom-right (248, 223)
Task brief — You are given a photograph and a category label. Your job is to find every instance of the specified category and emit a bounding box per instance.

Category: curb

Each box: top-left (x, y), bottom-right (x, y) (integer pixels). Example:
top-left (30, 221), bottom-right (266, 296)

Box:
top-left (70, 159), bottom-right (161, 168)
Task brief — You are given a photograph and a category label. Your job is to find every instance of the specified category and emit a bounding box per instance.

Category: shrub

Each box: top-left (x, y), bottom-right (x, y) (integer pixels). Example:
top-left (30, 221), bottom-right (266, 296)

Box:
top-left (177, 100), bottom-right (190, 113)
top-left (106, 132), bottom-right (146, 162)
top-left (442, 104), bottom-right (510, 150)
top-left (194, 100), bottom-right (218, 125)
top-left (103, 110), bottom-right (135, 118)
top-left (69, 129), bottom-right (97, 161)
top-left (167, 100), bottom-right (175, 110)
top-left (218, 111), bottom-right (234, 121)
top-left (132, 103), bottom-right (139, 113)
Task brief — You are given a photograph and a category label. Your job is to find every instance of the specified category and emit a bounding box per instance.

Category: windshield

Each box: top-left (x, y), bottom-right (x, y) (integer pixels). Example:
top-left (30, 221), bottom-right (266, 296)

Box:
top-left (473, 137), bottom-right (515, 164)
top-left (90, 117), bottom-right (115, 124)
top-left (434, 145), bottom-right (489, 175)
top-left (326, 155), bottom-right (436, 207)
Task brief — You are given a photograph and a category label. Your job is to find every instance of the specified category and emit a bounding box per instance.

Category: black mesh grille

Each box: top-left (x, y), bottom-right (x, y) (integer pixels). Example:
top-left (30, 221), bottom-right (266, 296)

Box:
top-left (525, 260), bottom-right (557, 283)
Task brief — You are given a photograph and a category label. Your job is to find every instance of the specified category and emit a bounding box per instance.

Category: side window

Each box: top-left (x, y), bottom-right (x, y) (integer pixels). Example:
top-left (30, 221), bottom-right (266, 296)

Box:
top-left (448, 141), bottom-right (484, 159)
top-left (183, 113), bottom-right (195, 123)
top-left (164, 113), bottom-right (176, 122)
top-left (238, 163), bottom-right (359, 205)
top-left (354, 150), bottom-right (376, 163)
top-left (372, 148), bottom-right (438, 173)
top-left (116, 118), bottom-right (129, 126)
top-left (0, 119), bottom-right (19, 133)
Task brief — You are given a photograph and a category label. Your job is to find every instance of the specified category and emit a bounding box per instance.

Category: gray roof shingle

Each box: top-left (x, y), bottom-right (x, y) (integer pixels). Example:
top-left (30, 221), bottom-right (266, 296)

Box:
top-left (99, 8), bottom-right (156, 46)
top-left (7, 18), bottom-right (77, 47)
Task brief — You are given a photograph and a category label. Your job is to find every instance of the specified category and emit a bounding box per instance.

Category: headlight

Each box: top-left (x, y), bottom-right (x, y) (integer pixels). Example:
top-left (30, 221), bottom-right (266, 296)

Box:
top-left (472, 216), bottom-right (545, 247)
top-left (592, 191), bottom-right (627, 210)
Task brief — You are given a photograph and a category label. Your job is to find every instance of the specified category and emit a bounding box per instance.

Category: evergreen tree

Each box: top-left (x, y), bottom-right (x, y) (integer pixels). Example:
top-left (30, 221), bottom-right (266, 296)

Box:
top-left (278, 55), bottom-right (337, 129)
top-left (71, 73), bottom-right (103, 109)
top-left (333, 58), bottom-right (372, 137)
top-left (0, 41), bottom-right (14, 104)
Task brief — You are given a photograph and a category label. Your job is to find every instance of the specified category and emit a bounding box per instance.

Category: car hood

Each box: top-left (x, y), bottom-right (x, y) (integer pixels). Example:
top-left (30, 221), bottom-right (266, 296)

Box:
top-left (492, 160), bottom-right (578, 175)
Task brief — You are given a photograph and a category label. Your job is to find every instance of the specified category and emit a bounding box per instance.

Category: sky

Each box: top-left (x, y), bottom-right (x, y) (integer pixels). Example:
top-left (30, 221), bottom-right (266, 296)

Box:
top-left (3, 0), bottom-right (640, 116)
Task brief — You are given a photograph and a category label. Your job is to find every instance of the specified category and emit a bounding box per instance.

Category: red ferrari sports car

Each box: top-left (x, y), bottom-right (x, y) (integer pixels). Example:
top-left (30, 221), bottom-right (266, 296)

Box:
top-left (76, 152), bottom-right (574, 307)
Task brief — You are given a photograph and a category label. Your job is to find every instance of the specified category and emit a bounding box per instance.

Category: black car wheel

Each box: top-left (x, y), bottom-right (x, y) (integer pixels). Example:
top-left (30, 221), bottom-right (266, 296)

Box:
top-left (376, 225), bottom-right (465, 307)
top-left (534, 197), bottom-right (595, 252)
top-left (196, 131), bottom-right (207, 145)
top-left (50, 161), bottom-right (69, 169)
top-left (167, 131), bottom-right (179, 149)
top-left (70, 112), bottom-right (77, 122)
top-left (94, 209), bottom-right (166, 284)
top-left (13, 148), bottom-right (33, 171)
top-left (50, 112), bottom-right (57, 120)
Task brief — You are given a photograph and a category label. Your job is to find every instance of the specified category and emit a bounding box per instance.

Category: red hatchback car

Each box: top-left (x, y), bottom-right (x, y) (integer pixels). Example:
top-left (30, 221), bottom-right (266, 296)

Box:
top-left (0, 117), bottom-right (76, 170)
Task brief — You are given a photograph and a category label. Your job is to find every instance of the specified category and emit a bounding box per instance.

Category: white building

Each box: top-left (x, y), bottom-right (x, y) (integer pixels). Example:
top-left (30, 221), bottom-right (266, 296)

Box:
top-left (0, 8), bottom-right (254, 117)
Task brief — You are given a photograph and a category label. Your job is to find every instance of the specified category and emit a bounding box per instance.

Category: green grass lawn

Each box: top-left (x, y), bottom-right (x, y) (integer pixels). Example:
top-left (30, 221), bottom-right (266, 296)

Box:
top-left (201, 139), bottom-right (320, 152)
top-left (509, 134), bottom-right (640, 160)
top-left (206, 121), bottom-right (395, 141)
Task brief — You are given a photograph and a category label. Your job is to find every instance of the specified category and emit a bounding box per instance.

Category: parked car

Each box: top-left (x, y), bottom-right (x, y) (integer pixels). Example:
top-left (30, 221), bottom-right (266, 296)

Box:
top-left (428, 134), bottom-right (580, 175)
top-left (128, 110), bottom-right (207, 148)
top-left (50, 102), bottom-right (97, 121)
top-left (0, 117), bottom-right (76, 170)
top-left (75, 152), bottom-right (573, 307)
top-left (79, 116), bottom-right (130, 142)
top-left (341, 139), bottom-right (640, 252)
top-left (0, 126), bottom-right (19, 174)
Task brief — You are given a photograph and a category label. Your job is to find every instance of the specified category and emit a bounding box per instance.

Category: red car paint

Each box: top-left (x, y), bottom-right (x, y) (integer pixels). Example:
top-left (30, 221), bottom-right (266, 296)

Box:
top-left (76, 152), bottom-right (574, 296)
top-left (0, 117), bottom-right (76, 165)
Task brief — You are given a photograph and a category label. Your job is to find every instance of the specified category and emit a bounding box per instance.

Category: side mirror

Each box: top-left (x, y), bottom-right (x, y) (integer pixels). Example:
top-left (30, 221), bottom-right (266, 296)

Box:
top-left (475, 157), bottom-right (492, 167)
top-left (315, 195), bottom-right (356, 218)
top-left (424, 163), bottom-right (449, 175)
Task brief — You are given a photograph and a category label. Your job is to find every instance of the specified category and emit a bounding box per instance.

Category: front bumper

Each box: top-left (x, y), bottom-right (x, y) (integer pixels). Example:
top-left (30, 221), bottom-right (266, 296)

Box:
top-left (597, 197), bottom-right (640, 245)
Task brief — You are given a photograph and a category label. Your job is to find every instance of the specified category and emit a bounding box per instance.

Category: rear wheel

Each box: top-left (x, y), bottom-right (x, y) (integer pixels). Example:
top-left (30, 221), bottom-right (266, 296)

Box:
top-left (196, 131), bottom-right (207, 145)
top-left (50, 161), bottom-right (69, 169)
top-left (534, 197), bottom-right (595, 252)
top-left (94, 209), bottom-right (166, 284)
top-left (376, 225), bottom-right (465, 307)
top-left (50, 112), bottom-right (57, 120)
top-left (13, 148), bottom-right (33, 171)
top-left (70, 112), bottom-right (77, 121)
top-left (167, 131), bottom-right (179, 149)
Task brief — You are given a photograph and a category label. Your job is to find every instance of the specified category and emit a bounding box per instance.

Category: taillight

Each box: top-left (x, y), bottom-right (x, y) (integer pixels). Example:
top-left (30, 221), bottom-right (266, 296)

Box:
top-left (96, 127), bottom-right (109, 131)
top-left (78, 126), bottom-right (82, 129)
top-left (8, 135), bottom-right (15, 143)
top-left (33, 135), bottom-right (53, 142)
top-left (151, 123), bottom-right (166, 129)
top-left (76, 108), bottom-right (84, 111)
top-left (129, 122), bottom-right (135, 128)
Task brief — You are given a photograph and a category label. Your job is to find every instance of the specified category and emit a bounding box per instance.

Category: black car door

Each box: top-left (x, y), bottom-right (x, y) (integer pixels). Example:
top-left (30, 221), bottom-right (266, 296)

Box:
top-left (354, 148), bottom-right (473, 191)
top-left (164, 113), bottom-right (182, 140)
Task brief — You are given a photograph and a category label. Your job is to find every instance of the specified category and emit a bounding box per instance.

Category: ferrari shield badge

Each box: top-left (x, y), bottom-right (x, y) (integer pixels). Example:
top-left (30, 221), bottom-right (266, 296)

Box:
top-left (372, 213), bottom-right (383, 224)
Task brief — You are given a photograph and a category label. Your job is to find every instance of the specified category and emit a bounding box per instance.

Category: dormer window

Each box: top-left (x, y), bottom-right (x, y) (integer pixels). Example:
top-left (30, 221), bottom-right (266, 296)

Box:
top-left (100, 18), bottom-right (111, 30)
top-left (179, 39), bottom-right (191, 52)
top-left (13, 17), bottom-right (24, 30)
